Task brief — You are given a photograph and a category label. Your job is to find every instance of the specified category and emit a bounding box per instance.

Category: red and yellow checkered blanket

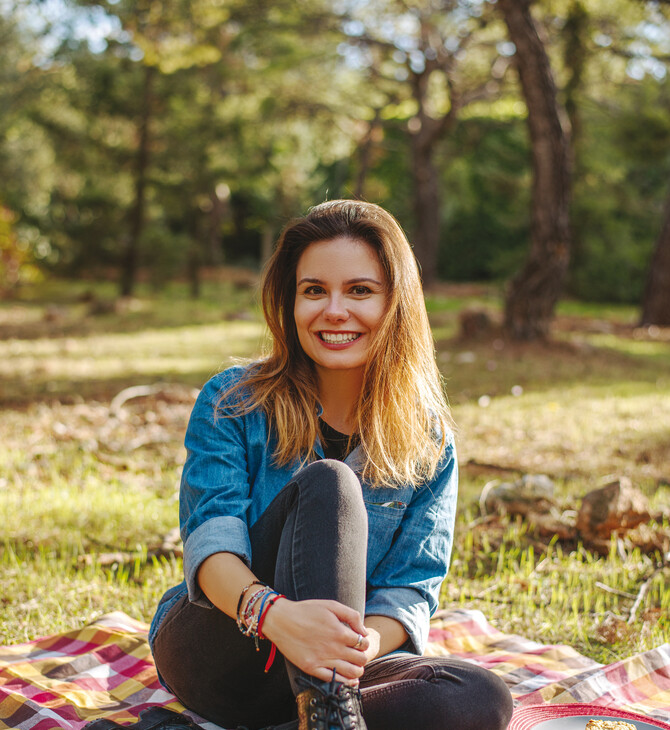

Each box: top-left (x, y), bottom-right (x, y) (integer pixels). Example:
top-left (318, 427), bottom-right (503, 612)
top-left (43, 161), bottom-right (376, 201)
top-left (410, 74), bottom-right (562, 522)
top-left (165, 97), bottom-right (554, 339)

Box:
top-left (1, 609), bottom-right (669, 729)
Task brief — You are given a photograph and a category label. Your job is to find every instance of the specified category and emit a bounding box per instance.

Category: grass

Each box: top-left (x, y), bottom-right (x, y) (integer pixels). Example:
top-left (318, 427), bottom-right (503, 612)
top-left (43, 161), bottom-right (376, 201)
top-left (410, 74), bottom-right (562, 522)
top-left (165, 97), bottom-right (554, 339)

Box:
top-left (1, 276), bottom-right (669, 663)
top-left (447, 515), bottom-right (670, 664)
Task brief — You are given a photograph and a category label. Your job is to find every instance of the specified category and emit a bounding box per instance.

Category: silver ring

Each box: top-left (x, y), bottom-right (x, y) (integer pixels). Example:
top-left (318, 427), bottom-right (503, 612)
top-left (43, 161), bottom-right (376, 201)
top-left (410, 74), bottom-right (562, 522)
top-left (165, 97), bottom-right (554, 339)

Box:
top-left (354, 633), bottom-right (363, 649)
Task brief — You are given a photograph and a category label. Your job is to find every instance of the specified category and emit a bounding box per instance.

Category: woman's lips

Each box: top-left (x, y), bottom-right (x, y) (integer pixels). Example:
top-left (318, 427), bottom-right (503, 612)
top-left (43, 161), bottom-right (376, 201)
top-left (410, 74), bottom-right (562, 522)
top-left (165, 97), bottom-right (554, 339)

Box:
top-left (317, 331), bottom-right (363, 348)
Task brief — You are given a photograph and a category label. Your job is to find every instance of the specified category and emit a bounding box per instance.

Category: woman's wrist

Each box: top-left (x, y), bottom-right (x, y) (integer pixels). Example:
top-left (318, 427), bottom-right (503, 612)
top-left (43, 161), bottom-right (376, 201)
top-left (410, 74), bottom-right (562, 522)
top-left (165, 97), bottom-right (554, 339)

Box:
top-left (256, 595), bottom-right (291, 642)
top-left (236, 582), bottom-right (269, 634)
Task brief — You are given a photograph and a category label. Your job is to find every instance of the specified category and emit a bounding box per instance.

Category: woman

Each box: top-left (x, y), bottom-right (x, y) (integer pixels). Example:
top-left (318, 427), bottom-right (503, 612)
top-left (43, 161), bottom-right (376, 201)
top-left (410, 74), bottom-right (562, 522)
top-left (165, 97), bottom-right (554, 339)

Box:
top-left (150, 200), bottom-right (513, 730)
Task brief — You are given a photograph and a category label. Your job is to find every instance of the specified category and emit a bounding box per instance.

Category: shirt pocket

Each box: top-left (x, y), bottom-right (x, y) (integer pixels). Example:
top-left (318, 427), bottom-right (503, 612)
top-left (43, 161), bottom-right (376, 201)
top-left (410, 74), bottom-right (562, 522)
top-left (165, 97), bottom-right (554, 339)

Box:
top-left (364, 500), bottom-right (408, 575)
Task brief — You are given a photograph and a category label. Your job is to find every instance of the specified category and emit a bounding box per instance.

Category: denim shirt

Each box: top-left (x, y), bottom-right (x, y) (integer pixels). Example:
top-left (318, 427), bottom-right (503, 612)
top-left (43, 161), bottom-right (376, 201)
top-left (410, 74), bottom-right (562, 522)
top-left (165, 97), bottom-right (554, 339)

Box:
top-left (149, 365), bottom-right (458, 656)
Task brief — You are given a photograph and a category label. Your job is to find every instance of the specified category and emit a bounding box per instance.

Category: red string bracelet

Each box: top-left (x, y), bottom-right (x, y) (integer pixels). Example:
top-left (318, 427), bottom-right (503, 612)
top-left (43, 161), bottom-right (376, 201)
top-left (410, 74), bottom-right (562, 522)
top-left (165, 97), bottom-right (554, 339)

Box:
top-left (257, 593), bottom-right (286, 672)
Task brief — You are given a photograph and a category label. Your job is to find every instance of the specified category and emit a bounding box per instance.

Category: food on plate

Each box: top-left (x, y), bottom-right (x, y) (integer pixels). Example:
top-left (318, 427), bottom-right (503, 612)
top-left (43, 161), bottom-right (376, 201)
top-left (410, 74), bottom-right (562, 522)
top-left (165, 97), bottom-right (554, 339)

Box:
top-left (584, 721), bottom-right (636, 730)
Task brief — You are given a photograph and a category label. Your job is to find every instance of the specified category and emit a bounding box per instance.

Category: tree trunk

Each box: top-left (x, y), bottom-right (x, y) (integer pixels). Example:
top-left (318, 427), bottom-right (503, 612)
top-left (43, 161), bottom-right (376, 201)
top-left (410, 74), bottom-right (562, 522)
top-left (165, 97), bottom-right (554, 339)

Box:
top-left (261, 223), bottom-right (275, 265)
top-left (120, 65), bottom-right (154, 297)
top-left (188, 210), bottom-right (202, 300)
top-left (498, 0), bottom-right (572, 340)
top-left (410, 125), bottom-right (441, 288)
top-left (640, 191), bottom-right (670, 326)
top-left (206, 190), bottom-right (225, 266)
top-left (563, 0), bottom-right (588, 273)
top-left (354, 110), bottom-right (381, 199)
top-left (563, 0), bottom-right (587, 158)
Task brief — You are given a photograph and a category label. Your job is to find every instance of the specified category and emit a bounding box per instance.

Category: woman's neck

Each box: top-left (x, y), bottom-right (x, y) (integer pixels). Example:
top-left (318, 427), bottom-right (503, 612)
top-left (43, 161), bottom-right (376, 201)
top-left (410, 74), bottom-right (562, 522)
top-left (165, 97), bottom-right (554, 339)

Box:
top-left (317, 368), bottom-right (363, 435)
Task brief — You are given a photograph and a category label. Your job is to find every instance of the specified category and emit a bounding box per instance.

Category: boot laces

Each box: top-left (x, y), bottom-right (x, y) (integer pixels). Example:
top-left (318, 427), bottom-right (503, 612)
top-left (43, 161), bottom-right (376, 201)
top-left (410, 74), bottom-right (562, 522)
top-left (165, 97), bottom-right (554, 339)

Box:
top-left (296, 669), bottom-right (358, 728)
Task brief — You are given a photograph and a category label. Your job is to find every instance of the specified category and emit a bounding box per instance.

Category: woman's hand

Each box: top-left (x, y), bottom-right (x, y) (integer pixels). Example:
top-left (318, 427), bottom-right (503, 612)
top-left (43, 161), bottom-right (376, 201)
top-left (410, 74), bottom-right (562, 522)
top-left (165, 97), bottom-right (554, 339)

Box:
top-left (261, 597), bottom-right (370, 685)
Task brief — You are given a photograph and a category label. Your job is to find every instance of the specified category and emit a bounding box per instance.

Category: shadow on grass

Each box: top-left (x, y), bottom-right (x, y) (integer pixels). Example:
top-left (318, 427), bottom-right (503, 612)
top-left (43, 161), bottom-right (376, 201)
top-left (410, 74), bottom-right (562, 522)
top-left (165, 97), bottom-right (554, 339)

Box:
top-left (0, 370), bottom-right (219, 408)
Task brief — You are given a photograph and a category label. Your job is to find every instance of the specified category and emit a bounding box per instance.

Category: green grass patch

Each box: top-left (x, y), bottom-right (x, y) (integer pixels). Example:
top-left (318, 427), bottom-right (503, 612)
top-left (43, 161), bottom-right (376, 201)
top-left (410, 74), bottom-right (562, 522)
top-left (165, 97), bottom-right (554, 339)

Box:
top-left (447, 515), bottom-right (670, 663)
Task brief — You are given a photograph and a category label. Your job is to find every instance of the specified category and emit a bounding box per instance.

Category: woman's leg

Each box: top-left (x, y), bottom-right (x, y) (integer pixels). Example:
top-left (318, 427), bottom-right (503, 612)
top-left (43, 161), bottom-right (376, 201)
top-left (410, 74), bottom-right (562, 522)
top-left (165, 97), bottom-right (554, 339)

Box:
top-left (359, 652), bottom-right (514, 730)
top-left (152, 460), bottom-right (368, 729)
top-left (151, 583), bottom-right (293, 728)
top-left (251, 459), bottom-right (368, 691)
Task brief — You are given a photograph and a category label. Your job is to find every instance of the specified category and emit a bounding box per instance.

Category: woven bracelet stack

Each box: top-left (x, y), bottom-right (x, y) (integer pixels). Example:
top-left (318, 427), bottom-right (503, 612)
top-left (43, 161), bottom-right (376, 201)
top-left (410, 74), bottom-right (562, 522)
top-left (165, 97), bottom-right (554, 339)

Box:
top-left (236, 580), bottom-right (286, 672)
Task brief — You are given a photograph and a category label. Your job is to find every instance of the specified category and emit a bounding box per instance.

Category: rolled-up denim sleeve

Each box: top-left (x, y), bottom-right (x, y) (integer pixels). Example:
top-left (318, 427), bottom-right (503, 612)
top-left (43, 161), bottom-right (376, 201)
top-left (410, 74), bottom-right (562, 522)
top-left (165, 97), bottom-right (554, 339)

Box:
top-left (179, 369), bottom-right (253, 607)
top-left (365, 438), bottom-right (458, 654)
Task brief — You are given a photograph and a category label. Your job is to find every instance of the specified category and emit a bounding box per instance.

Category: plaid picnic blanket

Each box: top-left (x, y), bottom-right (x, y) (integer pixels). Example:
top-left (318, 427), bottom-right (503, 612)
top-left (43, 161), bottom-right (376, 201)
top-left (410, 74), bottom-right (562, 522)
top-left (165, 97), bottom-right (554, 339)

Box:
top-left (1, 609), bottom-right (669, 729)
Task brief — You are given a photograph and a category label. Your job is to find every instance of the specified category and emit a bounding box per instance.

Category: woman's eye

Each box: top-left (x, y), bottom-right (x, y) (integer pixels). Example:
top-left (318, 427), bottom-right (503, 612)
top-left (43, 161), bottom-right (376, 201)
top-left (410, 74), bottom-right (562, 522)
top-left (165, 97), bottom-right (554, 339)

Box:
top-left (304, 285), bottom-right (325, 296)
top-left (351, 285), bottom-right (372, 296)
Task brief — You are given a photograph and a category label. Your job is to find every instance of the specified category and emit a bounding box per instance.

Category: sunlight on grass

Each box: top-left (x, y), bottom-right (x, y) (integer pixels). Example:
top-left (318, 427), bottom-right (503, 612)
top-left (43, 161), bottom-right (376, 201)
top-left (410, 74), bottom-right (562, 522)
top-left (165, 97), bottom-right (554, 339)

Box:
top-left (454, 385), bottom-right (670, 491)
top-left (584, 332), bottom-right (670, 362)
top-left (0, 542), bottom-right (182, 642)
top-left (0, 320), bottom-right (266, 402)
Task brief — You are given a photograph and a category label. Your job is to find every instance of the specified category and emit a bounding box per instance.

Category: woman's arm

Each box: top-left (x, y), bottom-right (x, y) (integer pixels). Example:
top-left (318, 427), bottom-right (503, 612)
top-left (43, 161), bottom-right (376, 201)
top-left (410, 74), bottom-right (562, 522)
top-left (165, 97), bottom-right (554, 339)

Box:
top-left (198, 551), bottom-right (370, 685)
top-left (362, 615), bottom-right (408, 661)
top-left (197, 551), bottom-right (259, 617)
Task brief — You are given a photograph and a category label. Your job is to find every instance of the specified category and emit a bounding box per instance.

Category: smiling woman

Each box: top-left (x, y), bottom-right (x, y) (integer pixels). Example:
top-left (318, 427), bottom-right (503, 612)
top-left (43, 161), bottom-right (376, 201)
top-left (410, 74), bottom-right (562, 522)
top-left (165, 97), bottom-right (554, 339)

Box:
top-left (148, 200), bottom-right (513, 730)
top-left (294, 237), bottom-right (387, 394)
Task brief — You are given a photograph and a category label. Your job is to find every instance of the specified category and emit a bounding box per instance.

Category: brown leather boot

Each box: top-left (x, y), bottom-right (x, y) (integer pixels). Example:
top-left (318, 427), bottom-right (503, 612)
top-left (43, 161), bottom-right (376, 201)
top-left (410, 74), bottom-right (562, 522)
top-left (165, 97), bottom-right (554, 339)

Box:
top-left (294, 670), bottom-right (367, 730)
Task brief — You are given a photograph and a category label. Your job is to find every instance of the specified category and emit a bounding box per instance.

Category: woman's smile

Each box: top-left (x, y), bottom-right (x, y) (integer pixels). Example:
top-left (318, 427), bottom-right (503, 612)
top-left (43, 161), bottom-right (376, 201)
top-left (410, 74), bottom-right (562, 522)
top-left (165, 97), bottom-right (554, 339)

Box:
top-left (318, 331), bottom-right (362, 346)
top-left (294, 237), bottom-right (387, 377)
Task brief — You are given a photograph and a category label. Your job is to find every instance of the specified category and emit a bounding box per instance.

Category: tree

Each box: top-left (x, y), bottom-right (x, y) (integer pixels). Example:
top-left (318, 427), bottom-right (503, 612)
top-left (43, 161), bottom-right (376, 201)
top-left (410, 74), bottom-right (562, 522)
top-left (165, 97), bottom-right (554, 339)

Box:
top-left (46, 0), bottom-right (350, 294)
top-left (341, 1), bottom-right (511, 286)
top-left (497, 0), bottom-right (572, 340)
top-left (639, 1), bottom-right (670, 325)
top-left (641, 189), bottom-right (670, 325)
top-left (121, 64), bottom-right (154, 296)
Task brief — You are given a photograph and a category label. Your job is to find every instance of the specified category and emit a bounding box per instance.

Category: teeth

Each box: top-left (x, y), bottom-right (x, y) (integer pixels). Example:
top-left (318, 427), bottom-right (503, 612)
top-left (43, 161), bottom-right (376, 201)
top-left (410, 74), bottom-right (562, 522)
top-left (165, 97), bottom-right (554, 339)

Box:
top-left (321, 332), bottom-right (360, 343)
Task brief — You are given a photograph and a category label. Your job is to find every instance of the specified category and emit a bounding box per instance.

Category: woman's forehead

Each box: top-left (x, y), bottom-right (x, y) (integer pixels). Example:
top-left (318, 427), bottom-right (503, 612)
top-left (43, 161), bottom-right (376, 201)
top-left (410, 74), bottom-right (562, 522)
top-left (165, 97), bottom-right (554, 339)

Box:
top-left (296, 237), bottom-right (383, 277)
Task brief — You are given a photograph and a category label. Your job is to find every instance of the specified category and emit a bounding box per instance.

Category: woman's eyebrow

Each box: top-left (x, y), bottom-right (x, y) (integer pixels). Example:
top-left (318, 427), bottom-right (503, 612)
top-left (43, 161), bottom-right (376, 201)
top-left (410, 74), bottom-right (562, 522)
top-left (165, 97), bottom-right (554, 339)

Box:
top-left (296, 276), bottom-right (383, 286)
top-left (346, 277), bottom-right (384, 286)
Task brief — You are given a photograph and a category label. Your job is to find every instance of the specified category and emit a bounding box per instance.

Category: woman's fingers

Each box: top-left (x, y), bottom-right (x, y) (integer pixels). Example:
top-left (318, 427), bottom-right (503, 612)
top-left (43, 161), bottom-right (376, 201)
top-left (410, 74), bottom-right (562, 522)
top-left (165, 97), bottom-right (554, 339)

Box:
top-left (326, 600), bottom-right (368, 635)
top-left (348, 630), bottom-right (369, 654)
top-left (261, 598), bottom-right (370, 680)
top-left (311, 654), bottom-right (367, 684)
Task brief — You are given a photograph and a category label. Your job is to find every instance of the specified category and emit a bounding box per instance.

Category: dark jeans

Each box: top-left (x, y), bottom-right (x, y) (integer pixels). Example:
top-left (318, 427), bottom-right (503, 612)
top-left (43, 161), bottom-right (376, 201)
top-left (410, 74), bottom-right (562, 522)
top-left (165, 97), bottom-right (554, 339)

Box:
top-left (153, 460), bottom-right (513, 730)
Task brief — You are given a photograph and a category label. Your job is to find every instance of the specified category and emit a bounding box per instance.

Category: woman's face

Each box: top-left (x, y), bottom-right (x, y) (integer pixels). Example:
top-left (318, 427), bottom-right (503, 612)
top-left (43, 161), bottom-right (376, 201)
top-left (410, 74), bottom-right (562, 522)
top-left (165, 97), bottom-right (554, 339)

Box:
top-left (294, 237), bottom-right (387, 379)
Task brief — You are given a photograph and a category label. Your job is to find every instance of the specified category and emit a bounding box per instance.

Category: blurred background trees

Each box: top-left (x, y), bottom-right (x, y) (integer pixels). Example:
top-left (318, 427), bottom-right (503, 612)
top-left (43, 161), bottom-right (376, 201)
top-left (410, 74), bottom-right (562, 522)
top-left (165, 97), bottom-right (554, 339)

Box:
top-left (2, 0), bottom-right (669, 334)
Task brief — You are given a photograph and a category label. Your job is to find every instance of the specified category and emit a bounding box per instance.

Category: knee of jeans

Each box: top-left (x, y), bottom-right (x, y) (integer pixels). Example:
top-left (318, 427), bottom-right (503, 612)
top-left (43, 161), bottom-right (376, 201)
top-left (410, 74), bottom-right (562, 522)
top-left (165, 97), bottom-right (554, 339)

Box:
top-left (298, 459), bottom-right (365, 512)
top-left (460, 667), bottom-right (514, 729)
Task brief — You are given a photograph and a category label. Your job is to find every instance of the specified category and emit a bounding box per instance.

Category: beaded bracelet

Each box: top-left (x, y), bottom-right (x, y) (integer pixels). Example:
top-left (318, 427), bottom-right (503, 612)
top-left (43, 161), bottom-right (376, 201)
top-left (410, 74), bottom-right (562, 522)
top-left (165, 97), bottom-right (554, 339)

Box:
top-left (236, 581), bottom-right (267, 634)
top-left (235, 580), bottom-right (265, 629)
top-left (235, 582), bottom-right (286, 671)
top-left (254, 590), bottom-right (274, 629)
top-left (240, 586), bottom-right (269, 635)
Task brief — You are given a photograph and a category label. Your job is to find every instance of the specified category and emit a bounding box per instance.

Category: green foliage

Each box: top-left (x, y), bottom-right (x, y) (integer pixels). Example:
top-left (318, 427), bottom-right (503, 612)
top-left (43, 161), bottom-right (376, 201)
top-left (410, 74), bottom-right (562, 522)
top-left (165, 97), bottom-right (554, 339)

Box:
top-left (439, 117), bottom-right (530, 281)
top-left (0, 205), bottom-right (42, 296)
top-left (568, 77), bottom-right (670, 303)
top-left (1, 0), bottom-right (670, 303)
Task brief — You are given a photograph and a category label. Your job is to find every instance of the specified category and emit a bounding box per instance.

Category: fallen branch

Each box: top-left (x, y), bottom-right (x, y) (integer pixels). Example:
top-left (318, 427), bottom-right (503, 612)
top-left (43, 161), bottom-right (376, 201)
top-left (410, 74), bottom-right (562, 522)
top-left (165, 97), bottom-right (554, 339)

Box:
top-left (627, 560), bottom-right (669, 624)
top-left (595, 581), bottom-right (637, 600)
top-left (110, 384), bottom-right (164, 417)
top-left (466, 459), bottom-right (522, 474)
top-left (628, 575), bottom-right (654, 625)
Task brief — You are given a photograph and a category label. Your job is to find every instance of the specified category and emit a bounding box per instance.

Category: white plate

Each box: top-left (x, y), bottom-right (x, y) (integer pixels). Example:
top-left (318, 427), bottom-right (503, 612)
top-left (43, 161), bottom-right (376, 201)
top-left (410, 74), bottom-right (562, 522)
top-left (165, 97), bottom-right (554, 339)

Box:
top-left (534, 716), bottom-right (664, 729)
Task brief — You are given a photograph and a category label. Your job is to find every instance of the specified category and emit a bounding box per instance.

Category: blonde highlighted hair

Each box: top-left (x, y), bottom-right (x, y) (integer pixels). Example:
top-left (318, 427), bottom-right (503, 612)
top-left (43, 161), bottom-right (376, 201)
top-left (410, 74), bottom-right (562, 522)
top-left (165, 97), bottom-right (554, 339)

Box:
top-left (221, 199), bottom-right (451, 488)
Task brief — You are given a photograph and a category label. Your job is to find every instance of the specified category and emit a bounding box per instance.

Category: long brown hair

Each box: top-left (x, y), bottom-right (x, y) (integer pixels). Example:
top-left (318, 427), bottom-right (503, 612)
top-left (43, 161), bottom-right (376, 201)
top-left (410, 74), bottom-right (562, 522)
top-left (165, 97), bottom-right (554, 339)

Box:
top-left (222, 199), bottom-right (450, 487)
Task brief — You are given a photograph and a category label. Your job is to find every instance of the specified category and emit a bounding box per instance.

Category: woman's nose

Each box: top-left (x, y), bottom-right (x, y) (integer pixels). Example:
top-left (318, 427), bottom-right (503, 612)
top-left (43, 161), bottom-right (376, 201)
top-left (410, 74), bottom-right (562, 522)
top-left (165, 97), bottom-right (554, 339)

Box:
top-left (324, 295), bottom-right (348, 321)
